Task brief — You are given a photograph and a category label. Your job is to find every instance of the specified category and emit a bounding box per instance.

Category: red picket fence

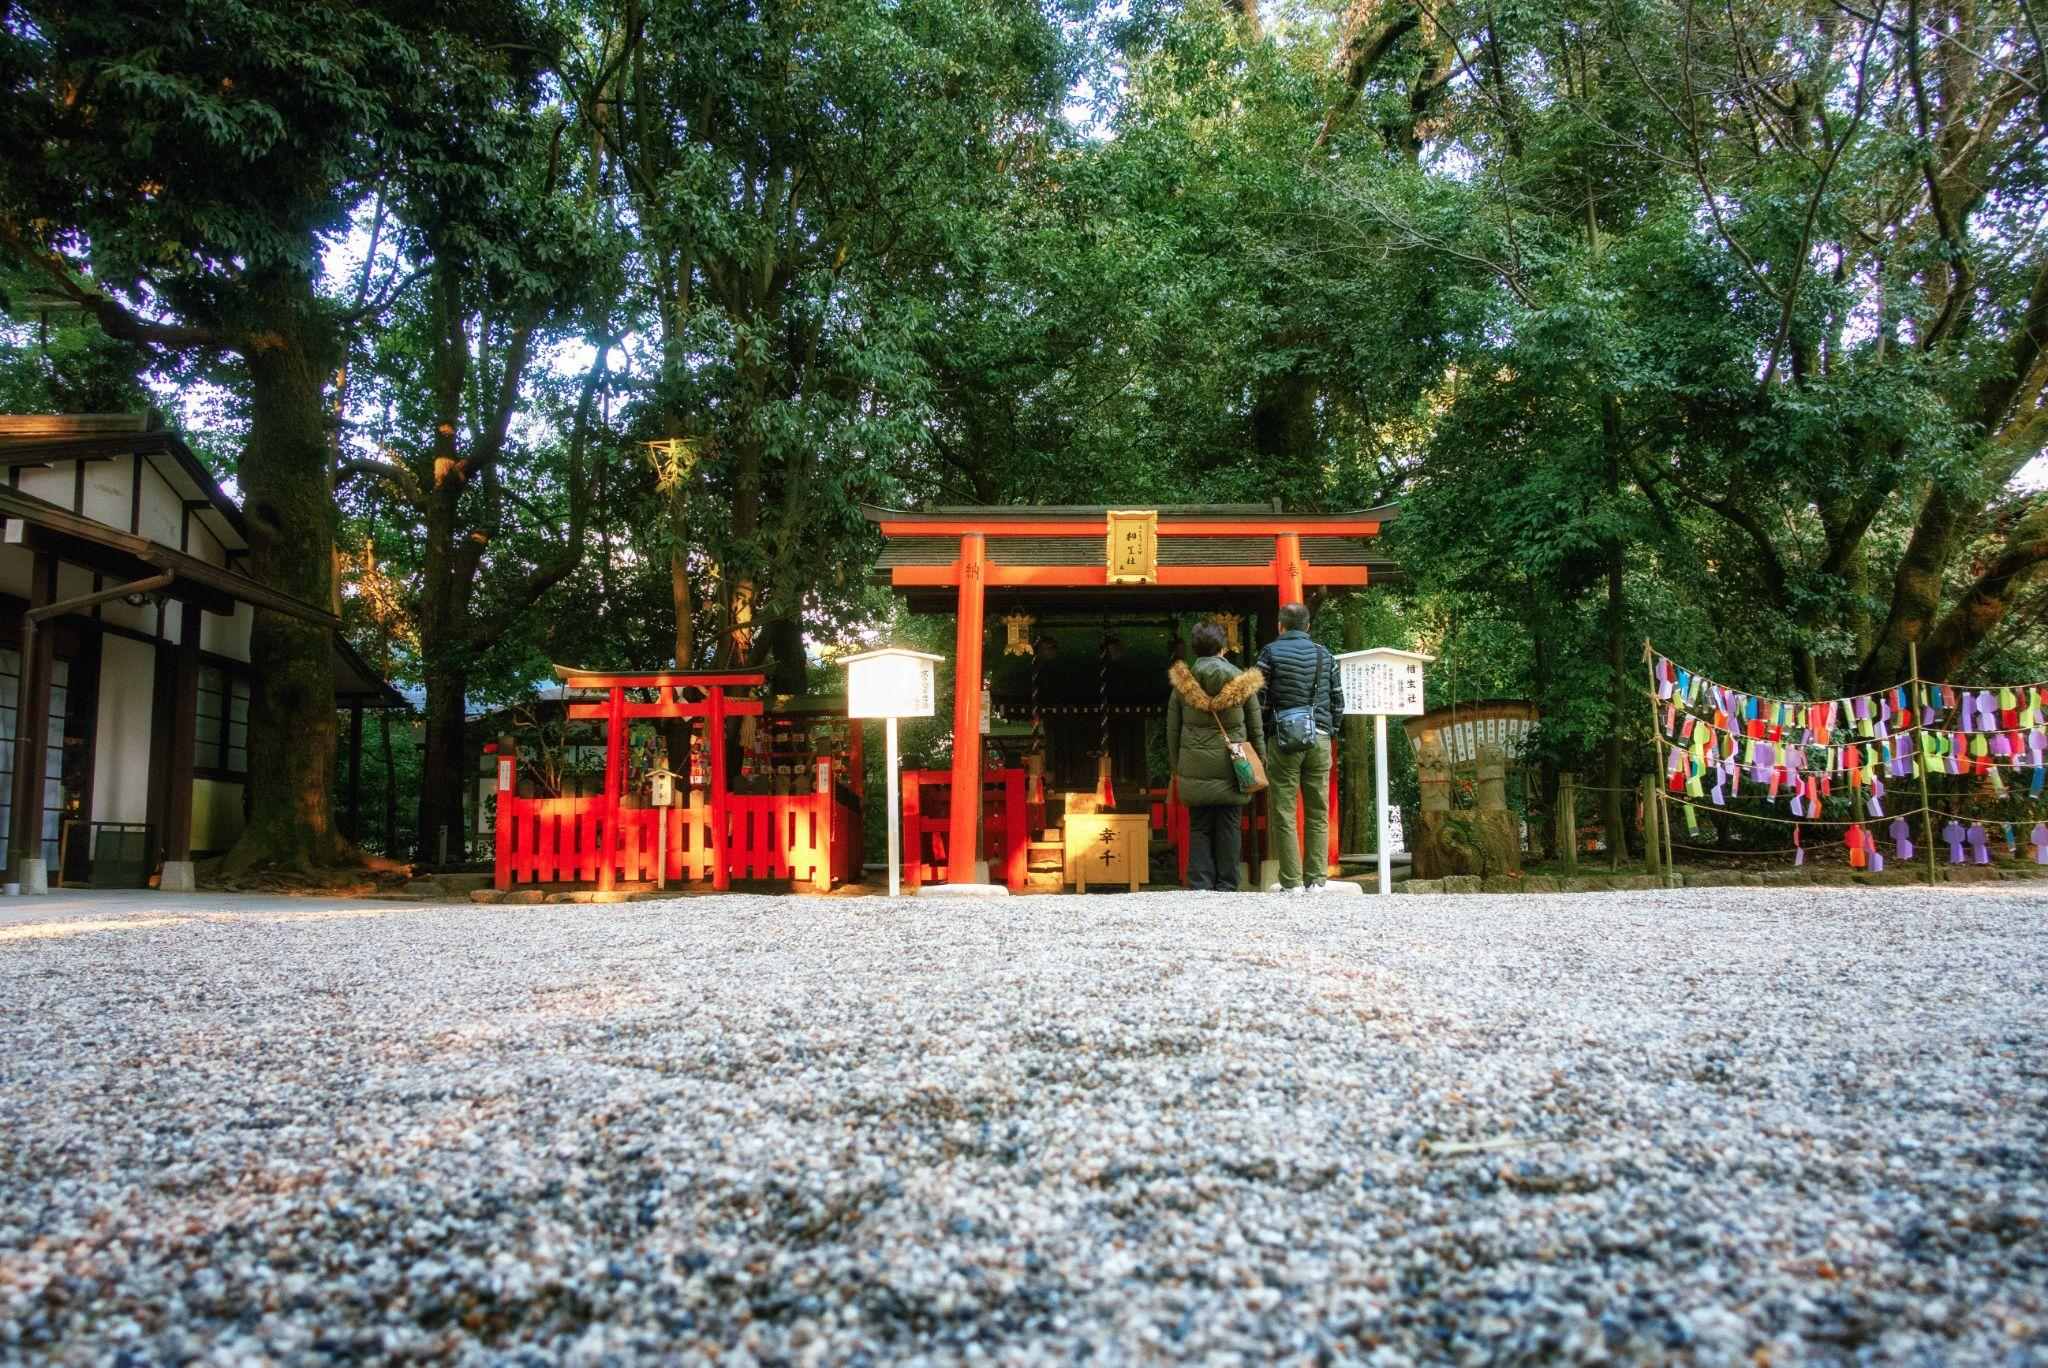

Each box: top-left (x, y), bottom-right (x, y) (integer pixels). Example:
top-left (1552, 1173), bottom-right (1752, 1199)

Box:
top-left (494, 763), bottom-right (862, 891)
top-left (901, 767), bottom-right (1029, 890)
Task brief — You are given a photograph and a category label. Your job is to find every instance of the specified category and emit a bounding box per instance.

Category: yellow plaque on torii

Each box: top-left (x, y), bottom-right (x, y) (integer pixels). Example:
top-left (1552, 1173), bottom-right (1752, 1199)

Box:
top-left (1106, 509), bottom-right (1158, 584)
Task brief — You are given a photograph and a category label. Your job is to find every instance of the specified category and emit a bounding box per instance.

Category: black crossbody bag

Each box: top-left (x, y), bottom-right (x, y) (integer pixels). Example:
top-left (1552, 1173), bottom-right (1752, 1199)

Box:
top-left (1273, 646), bottom-right (1324, 755)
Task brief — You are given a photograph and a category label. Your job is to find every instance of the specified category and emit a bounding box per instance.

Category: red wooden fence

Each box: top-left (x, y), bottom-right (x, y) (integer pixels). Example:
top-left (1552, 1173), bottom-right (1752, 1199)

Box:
top-left (494, 757), bottom-right (862, 891)
top-left (900, 767), bottom-right (1029, 890)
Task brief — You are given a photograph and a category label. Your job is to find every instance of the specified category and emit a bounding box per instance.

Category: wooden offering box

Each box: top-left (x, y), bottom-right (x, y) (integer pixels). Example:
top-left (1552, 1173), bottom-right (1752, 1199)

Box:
top-left (1063, 811), bottom-right (1151, 892)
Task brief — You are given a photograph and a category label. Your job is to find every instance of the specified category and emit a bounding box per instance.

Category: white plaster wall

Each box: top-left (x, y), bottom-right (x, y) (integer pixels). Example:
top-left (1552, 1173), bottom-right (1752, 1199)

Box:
top-left (0, 543), bottom-right (31, 600)
top-left (95, 597), bottom-right (157, 636)
top-left (92, 633), bottom-right (157, 824)
top-left (81, 458), bottom-right (132, 530)
top-left (17, 465), bottom-right (73, 508)
top-left (202, 602), bottom-right (253, 662)
top-left (135, 462), bottom-right (184, 547)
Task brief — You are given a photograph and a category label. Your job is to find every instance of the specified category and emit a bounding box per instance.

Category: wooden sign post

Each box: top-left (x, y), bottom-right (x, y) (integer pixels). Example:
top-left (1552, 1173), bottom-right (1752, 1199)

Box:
top-left (845, 648), bottom-right (943, 897)
top-left (1336, 647), bottom-right (1433, 894)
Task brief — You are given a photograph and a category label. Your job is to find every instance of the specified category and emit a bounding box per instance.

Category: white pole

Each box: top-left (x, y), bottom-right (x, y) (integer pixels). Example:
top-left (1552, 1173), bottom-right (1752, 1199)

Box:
top-left (1375, 713), bottom-right (1391, 895)
top-left (885, 717), bottom-right (902, 897)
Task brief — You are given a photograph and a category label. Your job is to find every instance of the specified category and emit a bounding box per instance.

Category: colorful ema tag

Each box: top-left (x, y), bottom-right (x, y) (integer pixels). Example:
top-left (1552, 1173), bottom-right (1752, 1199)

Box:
top-left (1967, 824), bottom-right (1991, 865)
top-left (1889, 817), bottom-right (1914, 860)
top-left (1943, 820), bottom-right (1966, 863)
top-left (2034, 823), bottom-right (2048, 865)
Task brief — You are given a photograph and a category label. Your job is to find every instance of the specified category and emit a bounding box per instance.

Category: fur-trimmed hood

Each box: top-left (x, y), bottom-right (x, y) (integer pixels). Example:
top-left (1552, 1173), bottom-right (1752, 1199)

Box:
top-left (1169, 659), bottom-right (1264, 714)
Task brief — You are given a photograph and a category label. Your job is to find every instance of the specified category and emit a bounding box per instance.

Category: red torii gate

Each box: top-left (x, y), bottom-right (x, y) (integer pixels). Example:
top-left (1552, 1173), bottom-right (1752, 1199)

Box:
top-left (866, 505), bottom-right (1398, 885)
top-left (558, 668), bottom-right (764, 892)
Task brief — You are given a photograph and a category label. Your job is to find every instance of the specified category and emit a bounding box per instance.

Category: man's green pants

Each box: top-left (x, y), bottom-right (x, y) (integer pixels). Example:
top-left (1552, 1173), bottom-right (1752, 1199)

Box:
top-left (1266, 735), bottom-right (1331, 889)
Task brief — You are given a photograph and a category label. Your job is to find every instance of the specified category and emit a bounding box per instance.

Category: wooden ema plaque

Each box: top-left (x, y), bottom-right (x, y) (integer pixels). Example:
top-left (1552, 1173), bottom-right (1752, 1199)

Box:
top-left (1105, 509), bottom-right (1158, 584)
top-left (1064, 812), bottom-right (1151, 891)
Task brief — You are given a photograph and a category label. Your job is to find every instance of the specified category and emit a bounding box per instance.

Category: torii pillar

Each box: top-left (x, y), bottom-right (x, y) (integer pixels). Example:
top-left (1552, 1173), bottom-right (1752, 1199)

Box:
top-left (947, 533), bottom-right (987, 883)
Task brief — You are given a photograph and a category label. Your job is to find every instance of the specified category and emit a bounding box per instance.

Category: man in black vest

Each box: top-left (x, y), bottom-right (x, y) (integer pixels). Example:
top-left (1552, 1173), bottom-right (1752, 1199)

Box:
top-left (1256, 601), bottom-right (1342, 892)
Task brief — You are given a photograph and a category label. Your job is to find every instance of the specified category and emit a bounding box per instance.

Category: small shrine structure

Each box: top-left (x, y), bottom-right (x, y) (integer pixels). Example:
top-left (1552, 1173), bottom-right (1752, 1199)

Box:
top-left (866, 502), bottom-right (1399, 889)
top-left (492, 667), bottom-right (863, 893)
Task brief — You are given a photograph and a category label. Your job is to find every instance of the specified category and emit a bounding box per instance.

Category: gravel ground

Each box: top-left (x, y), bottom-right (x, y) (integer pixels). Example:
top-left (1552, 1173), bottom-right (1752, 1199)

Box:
top-left (1, 887), bottom-right (2044, 1365)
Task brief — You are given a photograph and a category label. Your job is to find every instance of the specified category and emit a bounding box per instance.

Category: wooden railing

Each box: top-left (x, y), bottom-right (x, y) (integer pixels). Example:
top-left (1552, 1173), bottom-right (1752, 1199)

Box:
top-left (900, 767), bottom-right (1029, 890)
top-left (494, 757), bottom-right (861, 891)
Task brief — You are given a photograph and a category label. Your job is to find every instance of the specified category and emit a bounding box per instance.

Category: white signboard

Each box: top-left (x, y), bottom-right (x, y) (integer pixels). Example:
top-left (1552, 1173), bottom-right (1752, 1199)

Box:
top-left (844, 647), bottom-right (943, 720)
top-left (1337, 648), bottom-right (1433, 717)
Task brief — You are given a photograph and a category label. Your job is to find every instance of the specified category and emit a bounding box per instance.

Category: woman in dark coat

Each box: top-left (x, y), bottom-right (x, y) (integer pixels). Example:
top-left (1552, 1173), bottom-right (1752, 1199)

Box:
top-left (1166, 619), bottom-right (1265, 891)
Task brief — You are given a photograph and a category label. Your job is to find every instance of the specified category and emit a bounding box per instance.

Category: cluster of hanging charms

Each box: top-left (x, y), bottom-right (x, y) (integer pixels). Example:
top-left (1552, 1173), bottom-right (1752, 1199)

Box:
top-left (1651, 652), bottom-right (2048, 872)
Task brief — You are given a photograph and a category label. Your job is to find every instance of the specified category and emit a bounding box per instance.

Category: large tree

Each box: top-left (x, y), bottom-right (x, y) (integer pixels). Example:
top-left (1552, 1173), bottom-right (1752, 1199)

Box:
top-left (570, 0), bottom-right (1076, 685)
top-left (0, 0), bottom-right (557, 874)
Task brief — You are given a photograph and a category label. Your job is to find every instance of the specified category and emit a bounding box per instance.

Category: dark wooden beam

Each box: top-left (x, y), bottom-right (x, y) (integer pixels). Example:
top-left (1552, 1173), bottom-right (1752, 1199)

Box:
top-left (161, 600), bottom-right (201, 866)
top-left (7, 553), bottom-right (57, 886)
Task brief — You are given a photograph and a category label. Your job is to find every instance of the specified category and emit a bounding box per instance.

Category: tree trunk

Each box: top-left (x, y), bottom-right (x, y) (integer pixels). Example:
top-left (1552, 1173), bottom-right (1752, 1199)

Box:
top-left (413, 270), bottom-right (475, 866)
top-left (379, 704), bottom-right (397, 858)
top-left (1339, 595), bottom-right (1373, 857)
top-left (217, 306), bottom-right (345, 876)
top-left (417, 670), bottom-right (470, 865)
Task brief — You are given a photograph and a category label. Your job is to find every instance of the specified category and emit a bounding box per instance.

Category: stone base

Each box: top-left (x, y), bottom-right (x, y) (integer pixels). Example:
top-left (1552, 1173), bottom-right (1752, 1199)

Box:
top-left (7, 857), bottom-right (50, 896)
top-left (914, 882), bottom-right (1011, 897)
top-left (158, 860), bottom-right (196, 893)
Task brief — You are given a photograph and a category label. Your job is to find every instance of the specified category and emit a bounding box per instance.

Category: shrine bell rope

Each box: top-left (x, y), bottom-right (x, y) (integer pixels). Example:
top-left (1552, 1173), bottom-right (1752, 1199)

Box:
top-left (1646, 641), bottom-right (2048, 876)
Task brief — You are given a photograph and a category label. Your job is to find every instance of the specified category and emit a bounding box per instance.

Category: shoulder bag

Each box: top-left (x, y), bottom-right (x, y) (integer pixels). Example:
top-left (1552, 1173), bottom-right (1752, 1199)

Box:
top-left (1213, 697), bottom-right (1268, 794)
top-left (1273, 646), bottom-right (1324, 755)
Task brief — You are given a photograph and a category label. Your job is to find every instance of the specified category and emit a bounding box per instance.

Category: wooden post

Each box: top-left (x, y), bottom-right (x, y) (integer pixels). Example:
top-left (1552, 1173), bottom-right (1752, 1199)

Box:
top-left (709, 684), bottom-right (730, 890)
top-left (947, 533), bottom-right (986, 883)
top-left (1911, 641), bottom-right (1938, 888)
top-left (1002, 766), bottom-right (1028, 890)
top-left (494, 754), bottom-right (516, 890)
top-left (1641, 639), bottom-right (1677, 886)
top-left (1558, 772), bottom-right (1579, 876)
top-left (1654, 774), bottom-right (1671, 880)
top-left (8, 553), bottom-right (56, 890)
top-left (1374, 713), bottom-right (1391, 894)
top-left (345, 700), bottom-right (364, 846)
top-left (1642, 774), bottom-right (1663, 880)
top-left (1326, 749), bottom-right (1341, 879)
top-left (885, 720), bottom-right (902, 896)
top-left (599, 685), bottom-right (625, 891)
top-left (1273, 532), bottom-right (1305, 611)
top-left (161, 599), bottom-right (201, 871)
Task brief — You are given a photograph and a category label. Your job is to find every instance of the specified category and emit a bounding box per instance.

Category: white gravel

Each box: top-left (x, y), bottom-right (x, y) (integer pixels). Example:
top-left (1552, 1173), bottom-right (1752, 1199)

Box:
top-left (2, 887), bottom-right (2044, 1364)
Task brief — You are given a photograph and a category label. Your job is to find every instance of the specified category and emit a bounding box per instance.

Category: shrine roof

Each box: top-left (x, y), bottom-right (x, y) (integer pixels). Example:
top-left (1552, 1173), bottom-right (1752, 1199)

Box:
top-left (865, 503), bottom-right (1400, 574)
top-left (864, 502), bottom-right (1399, 526)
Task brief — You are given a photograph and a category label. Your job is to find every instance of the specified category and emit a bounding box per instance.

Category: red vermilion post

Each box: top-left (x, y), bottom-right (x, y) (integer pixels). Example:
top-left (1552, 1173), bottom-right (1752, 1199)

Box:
top-left (494, 754), bottom-right (516, 890)
top-left (708, 684), bottom-right (730, 891)
top-left (1327, 757), bottom-right (1341, 877)
top-left (948, 533), bottom-right (986, 883)
top-left (599, 686), bottom-right (625, 892)
top-left (1274, 531), bottom-right (1305, 610)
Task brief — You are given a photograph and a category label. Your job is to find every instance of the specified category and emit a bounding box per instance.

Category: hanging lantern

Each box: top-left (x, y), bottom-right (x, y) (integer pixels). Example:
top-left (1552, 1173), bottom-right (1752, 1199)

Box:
top-left (1213, 613), bottom-right (1244, 655)
top-left (1001, 613), bottom-right (1038, 656)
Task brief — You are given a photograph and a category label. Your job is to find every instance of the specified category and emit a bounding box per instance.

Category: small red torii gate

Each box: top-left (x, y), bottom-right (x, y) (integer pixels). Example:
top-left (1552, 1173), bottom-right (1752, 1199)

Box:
top-left (565, 668), bottom-right (759, 892)
top-left (493, 668), bottom-right (858, 894)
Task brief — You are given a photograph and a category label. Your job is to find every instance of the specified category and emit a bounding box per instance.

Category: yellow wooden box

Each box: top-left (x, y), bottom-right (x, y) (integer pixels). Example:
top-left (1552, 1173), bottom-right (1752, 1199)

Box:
top-left (1063, 812), bottom-right (1150, 892)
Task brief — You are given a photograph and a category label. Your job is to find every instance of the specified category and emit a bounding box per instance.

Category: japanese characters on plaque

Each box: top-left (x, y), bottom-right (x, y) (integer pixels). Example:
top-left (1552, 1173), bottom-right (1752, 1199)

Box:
top-left (1338, 649), bottom-right (1430, 717)
top-left (1106, 509), bottom-right (1158, 584)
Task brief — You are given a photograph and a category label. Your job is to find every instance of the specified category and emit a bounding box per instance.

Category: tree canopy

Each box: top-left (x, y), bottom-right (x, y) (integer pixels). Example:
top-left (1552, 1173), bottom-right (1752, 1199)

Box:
top-left (2, 0), bottom-right (2042, 866)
